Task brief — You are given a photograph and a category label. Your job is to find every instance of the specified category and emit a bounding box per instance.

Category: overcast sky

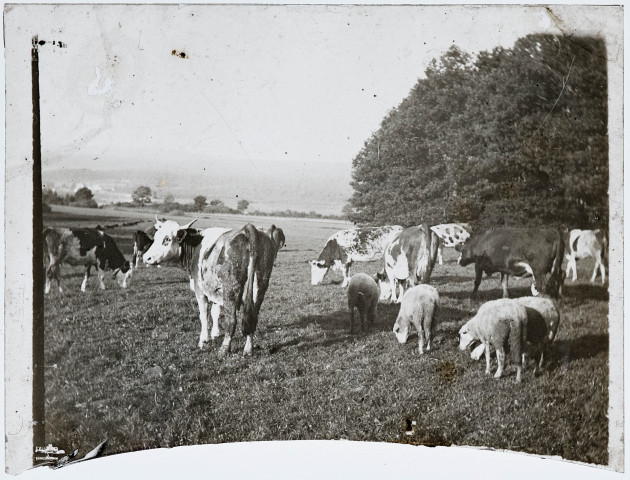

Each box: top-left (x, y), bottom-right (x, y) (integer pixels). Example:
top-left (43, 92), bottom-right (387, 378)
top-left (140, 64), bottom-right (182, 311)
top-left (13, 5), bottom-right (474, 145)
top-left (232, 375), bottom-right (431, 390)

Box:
top-left (4, 5), bottom-right (621, 174)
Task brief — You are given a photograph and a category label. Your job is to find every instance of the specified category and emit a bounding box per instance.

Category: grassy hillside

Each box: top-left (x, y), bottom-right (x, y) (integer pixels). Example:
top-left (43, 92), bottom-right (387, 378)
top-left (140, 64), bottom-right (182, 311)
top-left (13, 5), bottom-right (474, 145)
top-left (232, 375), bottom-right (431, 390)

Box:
top-left (42, 207), bottom-right (609, 464)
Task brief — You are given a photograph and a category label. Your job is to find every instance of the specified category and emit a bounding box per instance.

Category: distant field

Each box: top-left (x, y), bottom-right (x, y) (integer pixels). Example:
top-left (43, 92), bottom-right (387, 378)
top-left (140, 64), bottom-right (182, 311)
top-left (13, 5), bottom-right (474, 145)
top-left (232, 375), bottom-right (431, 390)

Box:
top-left (43, 206), bottom-right (609, 465)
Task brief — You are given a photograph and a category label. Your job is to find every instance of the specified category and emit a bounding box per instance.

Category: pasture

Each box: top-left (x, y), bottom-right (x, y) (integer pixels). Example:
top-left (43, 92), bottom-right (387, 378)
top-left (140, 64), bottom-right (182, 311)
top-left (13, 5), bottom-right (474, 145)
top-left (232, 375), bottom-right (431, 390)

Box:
top-left (43, 206), bottom-right (609, 465)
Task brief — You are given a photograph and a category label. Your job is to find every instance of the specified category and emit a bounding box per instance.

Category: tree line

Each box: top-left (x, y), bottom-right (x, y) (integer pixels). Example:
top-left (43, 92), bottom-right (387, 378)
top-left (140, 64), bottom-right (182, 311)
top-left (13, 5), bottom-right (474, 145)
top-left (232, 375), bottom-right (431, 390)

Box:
top-left (347, 34), bottom-right (608, 232)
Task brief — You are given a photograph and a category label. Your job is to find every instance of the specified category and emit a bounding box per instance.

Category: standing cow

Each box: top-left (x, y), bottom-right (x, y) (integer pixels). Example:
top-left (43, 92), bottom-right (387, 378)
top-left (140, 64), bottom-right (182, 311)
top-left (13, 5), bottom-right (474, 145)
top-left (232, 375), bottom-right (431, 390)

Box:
top-left (375, 225), bottom-right (440, 303)
top-left (565, 229), bottom-right (607, 284)
top-left (131, 230), bottom-right (154, 269)
top-left (430, 223), bottom-right (471, 265)
top-left (309, 225), bottom-right (403, 287)
top-left (43, 227), bottom-right (132, 293)
top-left (455, 228), bottom-right (564, 298)
top-left (143, 218), bottom-right (284, 356)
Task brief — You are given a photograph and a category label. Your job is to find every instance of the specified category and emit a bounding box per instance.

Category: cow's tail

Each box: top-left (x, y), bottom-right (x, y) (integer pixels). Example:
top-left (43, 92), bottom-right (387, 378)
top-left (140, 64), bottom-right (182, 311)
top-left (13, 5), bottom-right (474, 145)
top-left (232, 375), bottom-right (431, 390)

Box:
top-left (601, 233), bottom-right (608, 266)
top-left (242, 224), bottom-right (259, 335)
top-left (416, 225), bottom-right (436, 283)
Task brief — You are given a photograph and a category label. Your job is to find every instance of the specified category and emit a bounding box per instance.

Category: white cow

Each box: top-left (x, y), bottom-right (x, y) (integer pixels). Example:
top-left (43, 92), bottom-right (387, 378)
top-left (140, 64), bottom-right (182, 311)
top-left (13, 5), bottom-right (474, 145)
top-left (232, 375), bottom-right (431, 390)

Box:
top-left (310, 226), bottom-right (403, 287)
top-left (430, 223), bottom-right (471, 265)
top-left (565, 229), bottom-right (607, 284)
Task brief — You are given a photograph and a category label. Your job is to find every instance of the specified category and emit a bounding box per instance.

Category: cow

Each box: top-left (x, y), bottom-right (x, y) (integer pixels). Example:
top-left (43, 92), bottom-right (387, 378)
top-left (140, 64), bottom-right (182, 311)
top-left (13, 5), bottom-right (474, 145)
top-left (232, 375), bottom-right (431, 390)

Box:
top-left (143, 218), bottom-right (284, 356)
top-left (455, 228), bottom-right (564, 299)
top-left (430, 223), bottom-right (472, 265)
top-left (458, 298), bottom-right (528, 382)
top-left (131, 230), bottom-right (154, 269)
top-left (375, 225), bottom-right (439, 303)
top-left (565, 229), bottom-right (607, 284)
top-left (43, 227), bottom-right (132, 294)
top-left (309, 225), bottom-right (403, 287)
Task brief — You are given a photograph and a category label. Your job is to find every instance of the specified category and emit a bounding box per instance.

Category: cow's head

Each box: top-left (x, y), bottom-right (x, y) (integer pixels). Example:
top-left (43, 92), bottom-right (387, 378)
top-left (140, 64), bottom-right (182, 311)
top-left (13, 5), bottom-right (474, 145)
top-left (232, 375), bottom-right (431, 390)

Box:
top-left (143, 217), bottom-right (197, 265)
top-left (113, 261), bottom-right (133, 288)
top-left (309, 260), bottom-right (329, 285)
top-left (392, 314), bottom-right (410, 344)
top-left (455, 240), bottom-right (475, 266)
top-left (374, 271), bottom-right (392, 302)
top-left (458, 321), bottom-right (476, 351)
top-left (268, 225), bottom-right (286, 251)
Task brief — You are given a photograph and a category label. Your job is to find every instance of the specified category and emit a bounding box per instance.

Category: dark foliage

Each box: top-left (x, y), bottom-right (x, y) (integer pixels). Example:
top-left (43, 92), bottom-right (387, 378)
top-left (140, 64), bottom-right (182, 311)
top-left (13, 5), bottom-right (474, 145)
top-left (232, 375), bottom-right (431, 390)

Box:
top-left (348, 35), bottom-right (608, 231)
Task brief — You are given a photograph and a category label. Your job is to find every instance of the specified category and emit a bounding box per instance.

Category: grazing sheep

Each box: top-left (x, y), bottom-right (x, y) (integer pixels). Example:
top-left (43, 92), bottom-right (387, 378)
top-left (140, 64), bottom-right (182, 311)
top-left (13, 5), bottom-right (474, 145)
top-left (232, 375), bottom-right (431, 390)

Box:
top-left (458, 298), bottom-right (528, 382)
top-left (347, 273), bottom-right (379, 333)
top-left (392, 284), bottom-right (440, 354)
top-left (513, 296), bottom-right (560, 373)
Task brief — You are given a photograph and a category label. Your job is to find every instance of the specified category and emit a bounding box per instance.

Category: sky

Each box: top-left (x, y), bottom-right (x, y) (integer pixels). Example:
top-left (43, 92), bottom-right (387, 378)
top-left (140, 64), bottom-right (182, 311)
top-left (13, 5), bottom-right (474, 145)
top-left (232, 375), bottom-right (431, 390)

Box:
top-left (5, 4), bottom-right (616, 175)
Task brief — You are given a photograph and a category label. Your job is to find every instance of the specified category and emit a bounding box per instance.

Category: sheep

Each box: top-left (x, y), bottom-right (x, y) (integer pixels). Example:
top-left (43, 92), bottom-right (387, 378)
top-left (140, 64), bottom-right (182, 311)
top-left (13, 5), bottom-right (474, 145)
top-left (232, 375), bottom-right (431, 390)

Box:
top-left (458, 298), bottom-right (528, 382)
top-left (513, 296), bottom-right (560, 373)
top-left (392, 284), bottom-right (440, 354)
top-left (347, 273), bottom-right (379, 333)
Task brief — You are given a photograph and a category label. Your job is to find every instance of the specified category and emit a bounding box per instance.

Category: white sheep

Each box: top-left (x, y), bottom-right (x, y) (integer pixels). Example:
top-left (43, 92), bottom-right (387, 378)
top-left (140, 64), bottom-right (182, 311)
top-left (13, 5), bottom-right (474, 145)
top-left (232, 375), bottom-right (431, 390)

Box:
top-left (392, 284), bottom-right (440, 354)
top-left (459, 298), bottom-right (528, 382)
top-left (347, 273), bottom-right (379, 333)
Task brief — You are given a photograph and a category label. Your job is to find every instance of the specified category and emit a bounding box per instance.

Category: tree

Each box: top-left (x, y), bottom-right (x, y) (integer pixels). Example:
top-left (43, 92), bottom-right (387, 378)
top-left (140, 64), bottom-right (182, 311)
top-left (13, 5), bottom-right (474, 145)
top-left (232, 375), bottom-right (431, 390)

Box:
top-left (193, 195), bottom-right (207, 212)
top-left (74, 186), bottom-right (94, 202)
top-left (209, 199), bottom-right (224, 207)
top-left (236, 199), bottom-right (250, 212)
top-left (132, 186), bottom-right (152, 206)
top-left (163, 193), bottom-right (175, 205)
top-left (348, 35), bottom-right (608, 231)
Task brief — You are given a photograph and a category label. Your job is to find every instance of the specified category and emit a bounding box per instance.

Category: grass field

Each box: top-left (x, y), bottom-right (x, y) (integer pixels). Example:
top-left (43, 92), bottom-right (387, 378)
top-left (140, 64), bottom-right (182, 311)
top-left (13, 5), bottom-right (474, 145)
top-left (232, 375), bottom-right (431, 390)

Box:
top-left (42, 206), bottom-right (609, 465)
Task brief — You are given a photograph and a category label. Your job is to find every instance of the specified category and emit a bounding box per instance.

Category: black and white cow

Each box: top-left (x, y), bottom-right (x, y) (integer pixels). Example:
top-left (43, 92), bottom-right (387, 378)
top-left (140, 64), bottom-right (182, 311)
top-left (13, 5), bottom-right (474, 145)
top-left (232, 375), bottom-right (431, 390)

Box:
top-left (43, 227), bottom-right (132, 293)
top-left (375, 225), bottom-right (440, 303)
top-left (309, 226), bottom-right (403, 287)
top-left (143, 219), bottom-right (284, 356)
top-left (131, 230), bottom-right (154, 269)
top-left (430, 223), bottom-right (471, 265)
top-left (456, 227), bottom-right (564, 298)
top-left (565, 229), bottom-right (607, 284)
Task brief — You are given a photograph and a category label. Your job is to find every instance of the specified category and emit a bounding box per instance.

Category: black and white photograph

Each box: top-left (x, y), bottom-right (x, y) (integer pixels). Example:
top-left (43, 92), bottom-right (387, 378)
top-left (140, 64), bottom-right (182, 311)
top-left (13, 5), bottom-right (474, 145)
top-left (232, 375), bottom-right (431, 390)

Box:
top-left (3, 3), bottom-right (624, 478)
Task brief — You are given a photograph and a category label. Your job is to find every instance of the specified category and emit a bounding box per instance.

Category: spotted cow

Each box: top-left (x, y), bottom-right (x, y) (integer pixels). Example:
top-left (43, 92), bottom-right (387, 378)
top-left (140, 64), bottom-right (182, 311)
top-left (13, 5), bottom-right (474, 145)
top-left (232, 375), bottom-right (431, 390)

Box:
top-left (310, 226), bottom-right (403, 287)
top-left (565, 229), bottom-right (607, 284)
top-left (375, 225), bottom-right (440, 303)
top-left (430, 223), bottom-right (472, 265)
top-left (131, 230), bottom-right (154, 269)
top-left (143, 218), bottom-right (284, 355)
top-left (43, 227), bottom-right (132, 293)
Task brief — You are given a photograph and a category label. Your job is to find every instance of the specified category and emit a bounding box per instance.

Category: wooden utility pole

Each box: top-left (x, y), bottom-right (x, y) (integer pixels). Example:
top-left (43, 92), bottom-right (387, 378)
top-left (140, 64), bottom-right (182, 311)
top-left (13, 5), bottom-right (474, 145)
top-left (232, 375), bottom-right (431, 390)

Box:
top-left (31, 34), bottom-right (46, 466)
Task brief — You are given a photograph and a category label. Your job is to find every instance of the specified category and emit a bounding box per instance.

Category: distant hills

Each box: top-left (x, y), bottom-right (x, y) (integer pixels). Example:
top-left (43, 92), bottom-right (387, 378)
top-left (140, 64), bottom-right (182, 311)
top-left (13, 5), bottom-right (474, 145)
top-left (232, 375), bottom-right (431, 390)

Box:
top-left (42, 160), bottom-right (353, 215)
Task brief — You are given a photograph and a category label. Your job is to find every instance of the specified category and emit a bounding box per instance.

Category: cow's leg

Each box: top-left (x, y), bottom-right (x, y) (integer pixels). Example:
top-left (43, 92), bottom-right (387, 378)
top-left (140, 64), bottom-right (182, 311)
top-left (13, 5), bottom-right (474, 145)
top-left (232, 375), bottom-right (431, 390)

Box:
top-left (96, 265), bottom-right (106, 290)
top-left (210, 303), bottom-right (222, 339)
top-left (219, 301), bottom-right (238, 357)
top-left (195, 293), bottom-right (211, 349)
top-left (341, 261), bottom-right (351, 288)
top-left (472, 264), bottom-right (483, 298)
top-left (494, 348), bottom-right (504, 378)
top-left (591, 252), bottom-right (602, 283)
top-left (600, 257), bottom-right (606, 284)
top-left (437, 244), bottom-right (443, 266)
top-left (567, 254), bottom-right (578, 281)
top-left (81, 265), bottom-right (91, 292)
top-left (44, 263), bottom-right (53, 294)
top-left (501, 273), bottom-right (509, 298)
top-left (484, 341), bottom-right (491, 375)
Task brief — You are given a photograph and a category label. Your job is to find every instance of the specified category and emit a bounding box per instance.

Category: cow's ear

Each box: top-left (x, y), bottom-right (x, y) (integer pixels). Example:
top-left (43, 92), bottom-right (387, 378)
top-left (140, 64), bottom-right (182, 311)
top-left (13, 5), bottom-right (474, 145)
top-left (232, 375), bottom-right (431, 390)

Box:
top-left (176, 229), bottom-right (189, 242)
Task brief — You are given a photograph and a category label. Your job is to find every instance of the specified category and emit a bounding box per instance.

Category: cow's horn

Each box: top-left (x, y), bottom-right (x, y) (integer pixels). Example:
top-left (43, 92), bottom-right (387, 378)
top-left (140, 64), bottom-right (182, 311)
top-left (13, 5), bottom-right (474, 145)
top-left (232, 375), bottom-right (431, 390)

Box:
top-left (155, 214), bottom-right (160, 223)
top-left (182, 219), bottom-right (197, 230)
